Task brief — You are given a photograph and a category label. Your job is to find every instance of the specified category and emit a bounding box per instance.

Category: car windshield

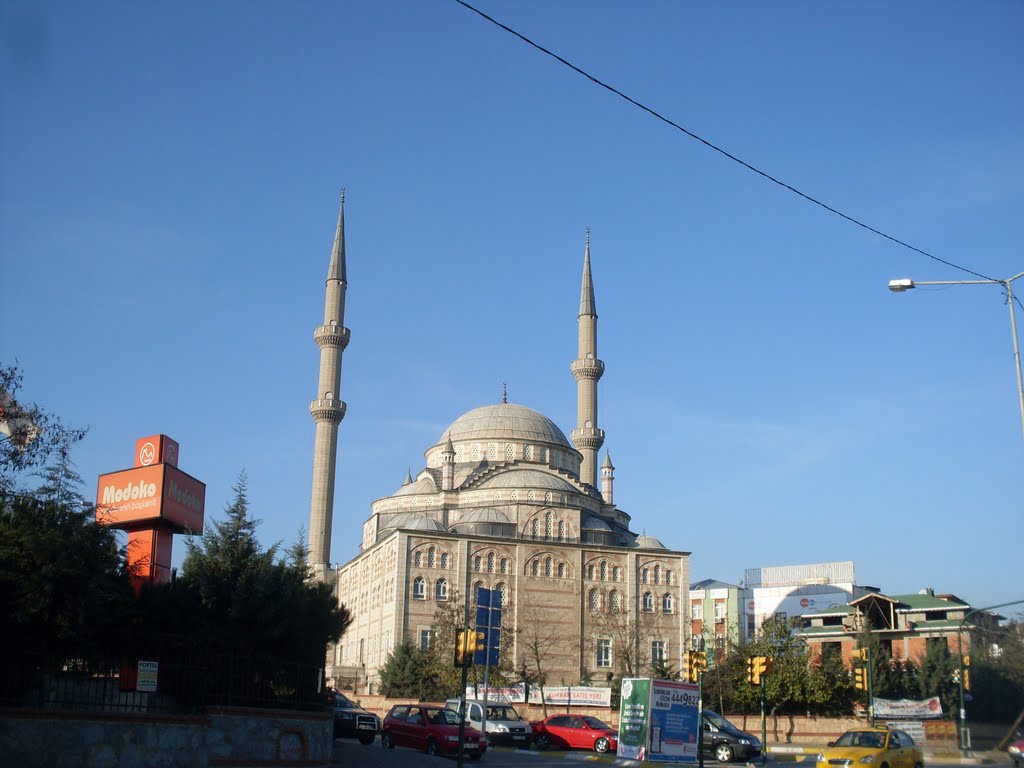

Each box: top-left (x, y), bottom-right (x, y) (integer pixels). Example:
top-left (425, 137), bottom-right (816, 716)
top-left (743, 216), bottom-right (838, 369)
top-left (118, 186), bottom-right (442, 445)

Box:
top-left (427, 709), bottom-right (462, 725)
top-left (334, 692), bottom-right (358, 708)
top-left (704, 711), bottom-right (738, 731)
top-left (487, 706), bottom-right (521, 721)
top-left (835, 732), bottom-right (886, 749)
top-left (583, 717), bottom-right (611, 730)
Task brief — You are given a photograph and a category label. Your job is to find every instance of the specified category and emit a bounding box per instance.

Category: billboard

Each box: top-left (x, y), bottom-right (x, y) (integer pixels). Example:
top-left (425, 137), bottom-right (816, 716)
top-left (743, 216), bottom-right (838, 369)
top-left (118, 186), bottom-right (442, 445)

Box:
top-left (96, 463), bottom-right (205, 532)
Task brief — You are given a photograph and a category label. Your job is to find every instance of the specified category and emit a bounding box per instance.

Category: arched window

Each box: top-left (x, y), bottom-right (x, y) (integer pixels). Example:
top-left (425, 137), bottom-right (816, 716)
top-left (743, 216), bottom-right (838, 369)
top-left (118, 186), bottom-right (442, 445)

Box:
top-left (428, 547), bottom-right (436, 568)
top-left (642, 568), bottom-right (650, 584)
top-left (531, 560), bottom-right (539, 577)
top-left (600, 561), bottom-right (608, 581)
top-left (609, 589), bottom-right (620, 613)
top-left (642, 592), bottom-right (654, 613)
top-left (545, 512), bottom-right (553, 539)
top-left (557, 562), bottom-right (565, 579)
top-left (558, 520), bottom-right (566, 541)
top-left (587, 564), bottom-right (595, 581)
top-left (612, 566), bottom-right (621, 582)
top-left (497, 582), bottom-right (508, 606)
top-left (544, 557), bottom-right (552, 577)
top-left (530, 519), bottom-right (539, 538)
top-left (662, 593), bottom-right (674, 614)
top-left (487, 553), bottom-right (495, 573)
top-left (440, 552), bottom-right (449, 569)
top-left (588, 588), bottom-right (600, 611)
top-left (500, 557), bottom-right (508, 574)
top-left (413, 577), bottom-right (426, 600)
top-left (435, 579), bottom-right (449, 601)
top-left (666, 569), bottom-right (673, 585)
top-left (653, 564), bottom-right (660, 584)
top-left (414, 552), bottom-right (422, 567)
top-left (505, 444), bottom-right (515, 461)
top-left (474, 580), bottom-right (484, 596)
top-left (474, 556), bottom-right (482, 572)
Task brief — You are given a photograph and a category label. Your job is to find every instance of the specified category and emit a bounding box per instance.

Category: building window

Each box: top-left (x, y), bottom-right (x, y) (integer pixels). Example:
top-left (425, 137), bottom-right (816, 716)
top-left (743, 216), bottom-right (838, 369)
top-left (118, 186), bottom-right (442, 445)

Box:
top-left (666, 569), bottom-right (673, 585)
top-left (524, 445), bottom-right (532, 460)
top-left (474, 580), bottom-right (484, 597)
top-left (414, 552), bottom-right (422, 567)
top-left (557, 562), bottom-right (565, 578)
top-left (642, 592), bottom-right (654, 613)
top-left (642, 568), bottom-right (650, 584)
top-left (609, 589), bottom-right (620, 613)
top-left (544, 557), bottom-right (552, 577)
top-left (588, 588), bottom-right (600, 611)
top-left (506, 444), bottom-right (515, 461)
top-left (472, 444), bottom-right (480, 460)
top-left (527, 490), bottom-right (535, 501)
top-left (474, 556), bottom-right (482, 572)
top-left (692, 602), bottom-right (703, 620)
top-left (500, 557), bottom-right (508, 574)
top-left (497, 582), bottom-right (508, 605)
top-left (435, 578), bottom-right (449, 601)
top-left (531, 519), bottom-right (539, 538)
top-left (558, 520), bottom-right (565, 541)
top-left (663, 593), bottom-right (674, 614)
top-left (539, 448), bottom-right (547, 463)
top-left (653, 565), bottom-right (660, 584)
top-left (440, 552), bottom-right (449, 569)
top-left (413, 577), bottom-right (426, 600)
top-left (651, 640), bottom-right (666, 664)
top-left (428, 547), bottom-right (435, 568)
top-left (531, 560), bottom-right (539, 577)
top-left (587, 564), bottom-right (596, 581)
top-left (488, 443), bottom-right (497, 460)
top-left (545, 512), bottom-right (553, 539)
top-left (419, 629), bottom-right (433, 650)
top-left (596, 639), bottom-right (612, 668)
top-left (600, 561), bottom-right (608, 581)
top-left (487, 553), bottom-right (495, 573)
top-left (613, 566), bottom-right (621, 582)
top-left (714, 601), bottom-right (726, 622)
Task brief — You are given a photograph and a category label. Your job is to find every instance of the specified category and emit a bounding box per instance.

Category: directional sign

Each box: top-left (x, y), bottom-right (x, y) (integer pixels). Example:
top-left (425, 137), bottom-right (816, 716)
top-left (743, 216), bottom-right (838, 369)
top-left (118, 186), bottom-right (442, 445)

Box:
top-left (474, 587), bottom-right (502, 666)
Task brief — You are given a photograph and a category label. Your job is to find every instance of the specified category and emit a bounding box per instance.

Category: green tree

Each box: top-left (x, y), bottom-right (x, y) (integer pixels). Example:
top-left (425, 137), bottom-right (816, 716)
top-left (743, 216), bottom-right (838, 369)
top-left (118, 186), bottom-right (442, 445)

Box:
top-left (379, 638), bottom-right (434, 698)
top-left (33, 446), bottom-right (87, 508)
top-left (915, 640), bottom-right (958, 714)
top-left (728, 617), bottom-right (814, 715)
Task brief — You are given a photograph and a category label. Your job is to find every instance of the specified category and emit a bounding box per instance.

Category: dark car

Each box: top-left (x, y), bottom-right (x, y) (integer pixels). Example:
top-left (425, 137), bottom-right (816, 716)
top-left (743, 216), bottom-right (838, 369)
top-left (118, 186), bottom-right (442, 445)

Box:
top-left (381, 704), bottom-right (488, 759)
top-left (328, 690), bottom-right (379, 744)
top-left (1008, 736), bottom-right (1023, 767)
top-left (702, 710), bottom-right (761, 762)
top-left (531, 714), bottom-right (618, 753)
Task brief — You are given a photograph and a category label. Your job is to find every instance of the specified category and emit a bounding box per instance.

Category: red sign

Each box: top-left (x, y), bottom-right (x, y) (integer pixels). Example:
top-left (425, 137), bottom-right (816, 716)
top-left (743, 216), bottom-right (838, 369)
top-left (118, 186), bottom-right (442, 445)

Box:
top-left (96, 463), bottom-right (205, 532)
top-left (135, 434), bottom-right (179, 468)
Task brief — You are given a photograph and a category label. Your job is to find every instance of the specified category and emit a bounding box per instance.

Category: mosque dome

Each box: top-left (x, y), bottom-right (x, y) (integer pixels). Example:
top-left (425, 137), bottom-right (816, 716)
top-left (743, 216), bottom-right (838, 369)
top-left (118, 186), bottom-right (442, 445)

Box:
top-left (440, 403), bottom-right (572, 449)
top-left (380, 512), bottom-right (446, 532)
top-left (634, 534), bottom-right (668, 550)
top-left (581, 514), bottom-right (612, 531)
top-left (458, 508), bottom-right (512, 525)
top-left (476, 469), bottom-right (577, 493)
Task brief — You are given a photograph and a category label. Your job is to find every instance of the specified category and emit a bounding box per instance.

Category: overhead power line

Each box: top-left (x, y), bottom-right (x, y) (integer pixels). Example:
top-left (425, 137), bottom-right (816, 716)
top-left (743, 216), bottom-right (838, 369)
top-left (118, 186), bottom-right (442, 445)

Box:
top-left (454, 0), bottom-right (997, 283)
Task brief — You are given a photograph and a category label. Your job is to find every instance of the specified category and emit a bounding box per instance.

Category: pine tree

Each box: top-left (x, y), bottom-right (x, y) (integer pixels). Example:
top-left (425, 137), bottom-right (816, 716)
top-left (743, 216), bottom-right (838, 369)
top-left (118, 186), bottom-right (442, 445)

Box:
top-left (33, 445), bottom-right (87, 508)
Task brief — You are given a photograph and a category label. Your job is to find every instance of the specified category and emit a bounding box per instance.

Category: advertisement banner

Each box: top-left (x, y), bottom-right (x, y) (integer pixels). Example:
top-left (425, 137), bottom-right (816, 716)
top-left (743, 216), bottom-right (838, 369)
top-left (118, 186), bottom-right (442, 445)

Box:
top-left (648, 679), bottom-right (700, 762)
top-left (617, 678), bottom-right (651, 760)
top-left (464, 683), bottom-right (612, 707)
top-left (874, 697), bottom-right (943, 719)
top-left (95, 463), bottom-right (205, 532)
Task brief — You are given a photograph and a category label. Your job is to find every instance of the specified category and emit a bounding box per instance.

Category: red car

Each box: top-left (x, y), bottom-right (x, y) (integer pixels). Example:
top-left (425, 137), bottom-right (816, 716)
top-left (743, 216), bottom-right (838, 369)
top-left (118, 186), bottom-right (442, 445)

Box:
top-left (531, 714), bottom-right (618, 753)
top-left (381, 704), bottom-right (488, 759)
top-left (1008, 736), bottom-right (1023, 767)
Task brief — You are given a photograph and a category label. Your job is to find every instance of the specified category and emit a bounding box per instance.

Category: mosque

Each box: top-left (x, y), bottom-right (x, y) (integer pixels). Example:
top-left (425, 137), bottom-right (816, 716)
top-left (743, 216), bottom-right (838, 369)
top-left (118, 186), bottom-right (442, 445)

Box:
top-left (307, 196), bottom-right (690, 692)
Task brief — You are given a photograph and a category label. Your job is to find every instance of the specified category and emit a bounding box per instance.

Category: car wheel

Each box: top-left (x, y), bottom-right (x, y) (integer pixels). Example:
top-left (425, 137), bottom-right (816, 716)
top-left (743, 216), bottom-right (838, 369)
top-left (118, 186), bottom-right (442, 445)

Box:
top-left (426, 740), bottom-right (440, 756)
top-left (715, 743), bottom-right (734, 762)
top-left (357, 732), bottom-right (375, 745)
top-left (381, 732), bottom-right (394, 749)
top-left (595, 737), bottom-right (610, 753)
top-left (535, 733), bottom-right (550, 750)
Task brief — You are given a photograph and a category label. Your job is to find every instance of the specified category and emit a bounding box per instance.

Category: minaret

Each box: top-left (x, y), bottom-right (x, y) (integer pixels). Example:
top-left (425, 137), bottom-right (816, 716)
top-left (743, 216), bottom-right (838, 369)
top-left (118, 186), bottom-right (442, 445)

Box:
top-left (441, 433), bottom-right (456, 492)
top-left (308, 192), bottom-right (350, 577)
top-left (601, 451), bottom-right (615, 505)
top-left (570, 230), bottom-right (605, 488)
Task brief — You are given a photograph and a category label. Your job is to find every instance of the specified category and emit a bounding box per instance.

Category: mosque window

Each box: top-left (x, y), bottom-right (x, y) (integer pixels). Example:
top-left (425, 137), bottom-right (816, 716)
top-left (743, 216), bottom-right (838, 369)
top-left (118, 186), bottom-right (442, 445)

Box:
top-left (545, 512), bottom-right (553, 539)
top-left (474, 580), bottom-right (484, 595)
top-left (544, 557), bottom-right (552, 577)
top-left (524, 445), bottom-right (532, 460)
top-left (530, 519), bottom-right (539, 538)
top-left (557, 562), bottom-right (565, 579)
top-left (497, 582), bottom-right (508, 605)
top-left (588, 588), bottom-right (600, 611)
top-left (609, 589), bottom-right (620, 613)
top-left (472, 444), bottom-right (480, 460)
top-left (455, 446), bottom-right (463, 461)
top-left (527, 490), bottom-right (535, 501)
top-left (505, 444), bottom-right (515, 461)
top-left (539, 447), bottom-right (547, 463)
top-left (487, 553), bottom-right (495, 573)
top-left (653, 565), bottom-right (660, 584)
top-left (662, 593), bottom-right (674, 614)
top-left (642, 592), bottom-right (654, 613)
top-left (600, 561), bottom-right (608, 581)
top-left (642, 568), bottom-right (650, 584)
top-left (492, 491), bottom-right (501, 501)
top-left (558, 520), bottom-right (565, 541)
top-left (474, 556), bottom-right (482, 572)
top-left (612, 566), bottom-right (621, 582)
top-left (440, 552), bottom-right (449, 569)
top-left (531, 560), bottom-right (539, 577)
top-left (544, 492), bottom-right (552, 503)
top-left (414, 552), bottom-right (422, 568)
top-left (488, 443), bottom-right (497, 460)
top-left (435, 579), bottom-right (449, 601)
top-left (587, 564), bottom-right (595, 581)
top-left (500, 558), bottom-right (508, 574)
top-left (413, 577), bottom-right (426, 600)
top-left (560, 494), bottom-right (566, 504)
top-left (666, 569), bottom-right (673, 585)
top-left (510, 490), bottom-right (518, 501)
top-left (428, 547), bottom-right (436, 568)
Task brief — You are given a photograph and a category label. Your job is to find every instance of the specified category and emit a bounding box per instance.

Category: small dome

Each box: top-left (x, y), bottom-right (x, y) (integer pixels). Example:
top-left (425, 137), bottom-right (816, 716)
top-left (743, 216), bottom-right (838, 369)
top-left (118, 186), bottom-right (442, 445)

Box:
top-left (634, 534), bottom-right (667, 550)
top-left (477, 469), bottom-right (577, 493)
top-left (402, 516), bottom-right (446, 532)
top-left (581, 514), bottom-right (611, 531)
top-left (393, 476), bottom-right (437, 496)
top-left (441, 403), bottom-right (572, 449)
top-left (458, 508), bottom-right (511, 525)
top-left (381, 512), bottom-right (445, 532)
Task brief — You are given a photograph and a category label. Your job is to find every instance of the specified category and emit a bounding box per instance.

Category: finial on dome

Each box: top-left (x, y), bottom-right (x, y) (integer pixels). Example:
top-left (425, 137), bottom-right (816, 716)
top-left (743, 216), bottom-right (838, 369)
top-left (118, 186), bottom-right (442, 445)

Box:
top-left (586, 226), bottom-right (590, 247)
top-left (402, 468), bottom-right (412, 486)
top-left (502, 382), bottom-right (508, 404)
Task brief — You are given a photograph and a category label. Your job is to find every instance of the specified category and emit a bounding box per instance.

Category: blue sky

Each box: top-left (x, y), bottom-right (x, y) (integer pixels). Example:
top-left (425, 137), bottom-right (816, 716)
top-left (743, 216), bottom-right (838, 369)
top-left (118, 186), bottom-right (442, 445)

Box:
top-left (3, 1), bottom-right (1021, 611)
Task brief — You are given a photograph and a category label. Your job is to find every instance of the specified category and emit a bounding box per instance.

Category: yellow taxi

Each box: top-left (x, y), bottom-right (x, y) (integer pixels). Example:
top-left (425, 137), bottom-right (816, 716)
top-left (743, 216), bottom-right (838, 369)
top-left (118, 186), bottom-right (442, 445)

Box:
top-left (817, 727), bottom-right (924, 768)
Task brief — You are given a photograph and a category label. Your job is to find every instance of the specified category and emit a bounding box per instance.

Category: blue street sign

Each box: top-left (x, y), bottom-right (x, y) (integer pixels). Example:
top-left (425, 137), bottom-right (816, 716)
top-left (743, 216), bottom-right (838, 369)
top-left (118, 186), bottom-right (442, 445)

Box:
top-left (474, 587), bottom-right (502, 666)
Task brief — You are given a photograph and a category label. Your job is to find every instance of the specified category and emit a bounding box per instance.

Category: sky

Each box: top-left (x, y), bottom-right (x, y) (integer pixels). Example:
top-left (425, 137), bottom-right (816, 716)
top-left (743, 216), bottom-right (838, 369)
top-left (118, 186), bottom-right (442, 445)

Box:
top-left (2, 1), bottom-right (1022, 612)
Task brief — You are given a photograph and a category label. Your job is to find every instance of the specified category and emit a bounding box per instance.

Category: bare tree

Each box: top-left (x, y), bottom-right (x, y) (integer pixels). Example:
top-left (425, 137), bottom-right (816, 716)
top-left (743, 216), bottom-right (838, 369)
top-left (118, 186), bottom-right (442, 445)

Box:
top-left (515, 592), bottom-right (564, 717)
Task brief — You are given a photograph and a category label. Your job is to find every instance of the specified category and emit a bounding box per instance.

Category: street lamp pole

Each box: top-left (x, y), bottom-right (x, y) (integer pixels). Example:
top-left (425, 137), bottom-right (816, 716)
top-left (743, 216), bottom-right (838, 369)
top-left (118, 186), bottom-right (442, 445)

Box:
top-left (888, 271), bottom-right (1024, 444)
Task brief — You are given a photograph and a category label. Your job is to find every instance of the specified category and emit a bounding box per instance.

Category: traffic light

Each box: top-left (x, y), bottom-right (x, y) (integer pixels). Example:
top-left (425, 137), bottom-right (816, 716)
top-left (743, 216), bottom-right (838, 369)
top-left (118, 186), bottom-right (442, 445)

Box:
top-left (951, 668), bottom-right (961, 684)
top-left (760, 656), bottom-right (773, 678)
top-left (960, 656), bottom-right (971, 691)
top-left (694, 651), bottom-right (708, 675)
top-left (454, 630), bottom-right (470, 667)
top-left (471, 630), bottom-right (486, 652)
top-left (853, 648), bottom-right (868, 663)
top-left (962, 668), bottom-right (971, 692)
top-left (683, 652), bottom-right (693, 681)
top-left (853, 666), bottom-right (867, 690)
top-left (747, 656), bottom-right (766, 685)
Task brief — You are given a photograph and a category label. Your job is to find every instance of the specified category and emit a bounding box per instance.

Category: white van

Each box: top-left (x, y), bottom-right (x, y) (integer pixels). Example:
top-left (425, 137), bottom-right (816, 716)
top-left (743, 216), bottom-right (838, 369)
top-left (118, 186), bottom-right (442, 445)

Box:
top-left (444, 699), bottom-right (533, 747)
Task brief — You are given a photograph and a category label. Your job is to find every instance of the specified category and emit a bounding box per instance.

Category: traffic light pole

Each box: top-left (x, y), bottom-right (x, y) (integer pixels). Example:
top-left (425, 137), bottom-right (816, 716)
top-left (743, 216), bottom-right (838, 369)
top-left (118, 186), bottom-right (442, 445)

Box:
top-left (759, 677), bottom-right (767, 768)
top-left (697, 669), bottom-right (704, 768)
top-left (457, 630), bottom-right (470, 768)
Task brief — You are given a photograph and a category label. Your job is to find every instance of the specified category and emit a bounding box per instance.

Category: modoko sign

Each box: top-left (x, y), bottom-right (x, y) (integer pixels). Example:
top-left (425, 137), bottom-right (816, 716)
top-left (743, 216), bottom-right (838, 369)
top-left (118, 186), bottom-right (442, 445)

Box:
top-left (95, 434), bottom-right (205, 585)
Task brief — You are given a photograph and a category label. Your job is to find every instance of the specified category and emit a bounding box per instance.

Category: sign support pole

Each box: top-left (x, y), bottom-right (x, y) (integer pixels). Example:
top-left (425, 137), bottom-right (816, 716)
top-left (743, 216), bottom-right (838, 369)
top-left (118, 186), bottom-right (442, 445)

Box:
top-left (760, 678), bottom-right (767, 768)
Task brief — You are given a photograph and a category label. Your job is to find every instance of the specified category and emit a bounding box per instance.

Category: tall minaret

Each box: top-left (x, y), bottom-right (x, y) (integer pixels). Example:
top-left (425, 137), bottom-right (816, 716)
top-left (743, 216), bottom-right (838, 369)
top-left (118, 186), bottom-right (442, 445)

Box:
top-left (308, 193), bottom-right (350, 576)
top-left (570, 230), bottom-right (605, 489)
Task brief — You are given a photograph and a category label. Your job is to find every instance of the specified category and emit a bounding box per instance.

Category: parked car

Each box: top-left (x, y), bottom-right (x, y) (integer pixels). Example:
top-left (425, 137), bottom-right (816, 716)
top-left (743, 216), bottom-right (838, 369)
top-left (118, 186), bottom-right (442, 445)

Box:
top-left (444, 698), bottom-right (533, 747)
top-left (1008, 737), bottom-right (1023, 767)
top-left (381, 704), bottom-right (488, 759)
top-left (702, 709), bottom-right (761, 762)
top-left (327, 690), bottom-right (379, 744)
top-left (531, 713), bottom-right (618, 753)
top-left (816, 726), bottom-right (924, 768)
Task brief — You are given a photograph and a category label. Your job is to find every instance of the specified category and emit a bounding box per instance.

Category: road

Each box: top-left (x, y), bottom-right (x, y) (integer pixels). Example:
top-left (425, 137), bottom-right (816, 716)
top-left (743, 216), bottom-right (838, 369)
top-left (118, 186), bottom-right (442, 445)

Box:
top-left (331, 737), bottom-right (1017, 768)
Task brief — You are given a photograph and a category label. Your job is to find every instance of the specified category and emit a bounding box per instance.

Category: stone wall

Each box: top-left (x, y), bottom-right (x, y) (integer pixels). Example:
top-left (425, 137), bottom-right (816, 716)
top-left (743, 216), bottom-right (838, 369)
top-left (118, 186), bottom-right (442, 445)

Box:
top-left (0, 706), bottom-right (333, 768)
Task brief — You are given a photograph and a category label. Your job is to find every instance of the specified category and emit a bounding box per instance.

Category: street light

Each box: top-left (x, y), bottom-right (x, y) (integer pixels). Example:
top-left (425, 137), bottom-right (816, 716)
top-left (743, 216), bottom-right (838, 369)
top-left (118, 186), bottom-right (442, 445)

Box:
top-left (888, 271), bottom-right (1024, 444)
